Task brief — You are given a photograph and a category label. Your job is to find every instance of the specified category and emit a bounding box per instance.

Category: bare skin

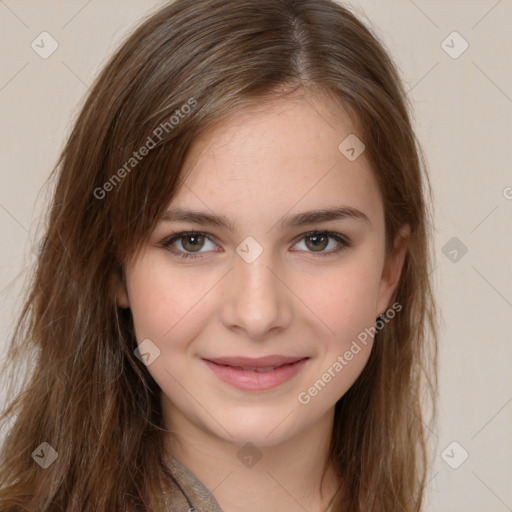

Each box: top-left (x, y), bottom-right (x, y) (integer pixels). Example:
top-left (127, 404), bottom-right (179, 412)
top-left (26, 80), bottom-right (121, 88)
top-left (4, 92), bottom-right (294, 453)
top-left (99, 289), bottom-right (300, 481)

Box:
top-left (116, 92), bottom-right (408, 512)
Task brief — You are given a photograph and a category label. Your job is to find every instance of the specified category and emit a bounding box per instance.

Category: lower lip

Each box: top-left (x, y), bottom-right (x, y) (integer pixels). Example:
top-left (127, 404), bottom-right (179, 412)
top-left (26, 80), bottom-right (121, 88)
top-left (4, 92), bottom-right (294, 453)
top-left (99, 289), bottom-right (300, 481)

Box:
top-left (203, 358), bottom-right (309, 391)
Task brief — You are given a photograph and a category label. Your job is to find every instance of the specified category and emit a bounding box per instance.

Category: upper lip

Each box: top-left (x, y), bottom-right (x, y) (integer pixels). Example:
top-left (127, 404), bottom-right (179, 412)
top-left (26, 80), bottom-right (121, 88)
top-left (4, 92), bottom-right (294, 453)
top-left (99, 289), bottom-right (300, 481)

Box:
top-left (204, 355), bottom-right (308, 369)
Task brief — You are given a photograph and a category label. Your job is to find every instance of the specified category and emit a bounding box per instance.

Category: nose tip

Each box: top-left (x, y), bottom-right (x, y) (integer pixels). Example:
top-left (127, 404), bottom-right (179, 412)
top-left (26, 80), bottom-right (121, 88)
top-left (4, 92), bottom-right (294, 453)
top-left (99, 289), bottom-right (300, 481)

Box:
top-left (219, 252), bottom-right (293, 340)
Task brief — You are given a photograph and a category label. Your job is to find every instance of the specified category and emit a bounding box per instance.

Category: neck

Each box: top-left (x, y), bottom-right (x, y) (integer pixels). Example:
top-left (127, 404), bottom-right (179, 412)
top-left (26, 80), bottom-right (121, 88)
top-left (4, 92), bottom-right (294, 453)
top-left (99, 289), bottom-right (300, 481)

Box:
top-left (163, 404), bottom-right (340, 512)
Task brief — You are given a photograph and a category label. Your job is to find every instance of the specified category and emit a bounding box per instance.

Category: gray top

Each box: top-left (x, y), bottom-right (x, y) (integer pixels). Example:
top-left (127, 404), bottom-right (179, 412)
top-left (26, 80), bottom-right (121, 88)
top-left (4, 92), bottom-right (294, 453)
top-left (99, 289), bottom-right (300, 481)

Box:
top-left (161, 452), bottom-right (335, 512)
top-left (162, 452), bottom-right (224, 511)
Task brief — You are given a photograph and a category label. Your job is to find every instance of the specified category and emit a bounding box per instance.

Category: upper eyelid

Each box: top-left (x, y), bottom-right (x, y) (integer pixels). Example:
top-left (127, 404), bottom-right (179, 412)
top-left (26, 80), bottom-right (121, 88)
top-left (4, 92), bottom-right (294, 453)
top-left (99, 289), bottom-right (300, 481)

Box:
top-left (163, 231), bottom-right (219, 246)
top-left (162, 230), bottom-right (350, 250)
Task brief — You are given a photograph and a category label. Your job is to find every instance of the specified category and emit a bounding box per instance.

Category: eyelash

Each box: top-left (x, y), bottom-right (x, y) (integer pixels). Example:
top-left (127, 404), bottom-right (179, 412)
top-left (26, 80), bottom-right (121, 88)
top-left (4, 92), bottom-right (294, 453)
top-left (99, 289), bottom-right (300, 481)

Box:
top-left (160, 230), bottom-right (351, 260)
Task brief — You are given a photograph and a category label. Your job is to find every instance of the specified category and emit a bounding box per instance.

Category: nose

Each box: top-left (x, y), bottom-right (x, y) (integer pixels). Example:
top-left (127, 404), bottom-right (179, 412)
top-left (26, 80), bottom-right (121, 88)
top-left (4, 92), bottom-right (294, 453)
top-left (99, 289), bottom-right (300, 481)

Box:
top-left (219, 251), bottom-right (293, 340)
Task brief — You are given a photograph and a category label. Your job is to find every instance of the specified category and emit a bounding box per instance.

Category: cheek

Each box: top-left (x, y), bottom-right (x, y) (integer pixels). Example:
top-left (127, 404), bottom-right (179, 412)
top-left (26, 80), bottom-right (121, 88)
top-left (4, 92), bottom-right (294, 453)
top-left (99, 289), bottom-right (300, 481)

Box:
top-left (128, 245), bottom-right (383, 353)
top-left (127, 259), bottom-right (215, 343)
top-left (126, 263), bottom-right (215, 393)
top-left (303, 254), bottom-right (383, 343)
top-left (294, 264), bottom-right (381, 411)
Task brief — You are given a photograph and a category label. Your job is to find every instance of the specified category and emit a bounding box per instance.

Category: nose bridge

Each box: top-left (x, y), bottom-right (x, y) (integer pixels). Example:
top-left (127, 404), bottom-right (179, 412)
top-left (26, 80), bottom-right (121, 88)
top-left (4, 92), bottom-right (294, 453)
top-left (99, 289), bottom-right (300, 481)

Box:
top-left (220, 248), bottom-right (292, 338)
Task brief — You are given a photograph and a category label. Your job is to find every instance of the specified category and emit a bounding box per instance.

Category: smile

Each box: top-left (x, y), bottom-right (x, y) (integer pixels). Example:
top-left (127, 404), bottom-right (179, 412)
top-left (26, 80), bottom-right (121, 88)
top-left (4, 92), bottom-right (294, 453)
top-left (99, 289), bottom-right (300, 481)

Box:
top-left (202, 356), bottom-right (309, 391)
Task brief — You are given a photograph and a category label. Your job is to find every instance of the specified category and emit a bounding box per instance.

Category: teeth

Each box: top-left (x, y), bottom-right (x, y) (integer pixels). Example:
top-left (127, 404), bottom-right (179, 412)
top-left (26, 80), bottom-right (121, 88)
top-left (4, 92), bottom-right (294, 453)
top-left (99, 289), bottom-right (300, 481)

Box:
top-left (217, 363), bottom-right (298, 372)
top-left (223, 365), bottom-right (277, 372)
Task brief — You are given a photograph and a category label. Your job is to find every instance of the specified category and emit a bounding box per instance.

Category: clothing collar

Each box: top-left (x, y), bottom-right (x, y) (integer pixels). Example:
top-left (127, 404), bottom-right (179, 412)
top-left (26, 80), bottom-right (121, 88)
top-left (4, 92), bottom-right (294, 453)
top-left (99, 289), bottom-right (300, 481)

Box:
top-left (162, 451), bottom-right (335, 512)
top-left (162, 452), bottom-right (224, 511)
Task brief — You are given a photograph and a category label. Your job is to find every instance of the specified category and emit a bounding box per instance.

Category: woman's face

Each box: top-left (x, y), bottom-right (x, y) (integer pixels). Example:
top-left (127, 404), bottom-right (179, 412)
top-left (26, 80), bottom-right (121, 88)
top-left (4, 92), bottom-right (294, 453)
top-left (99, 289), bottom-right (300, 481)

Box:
top-left (117, 94), bottom-right (407, 447)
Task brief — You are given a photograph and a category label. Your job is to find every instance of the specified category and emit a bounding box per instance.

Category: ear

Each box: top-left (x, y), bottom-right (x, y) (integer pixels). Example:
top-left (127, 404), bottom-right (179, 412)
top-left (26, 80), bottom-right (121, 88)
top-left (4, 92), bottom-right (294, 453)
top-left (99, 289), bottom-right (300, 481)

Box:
top-left (110, 268), bottom-right (130, 308)
top-left (375, 225), bottom-right (410, 316)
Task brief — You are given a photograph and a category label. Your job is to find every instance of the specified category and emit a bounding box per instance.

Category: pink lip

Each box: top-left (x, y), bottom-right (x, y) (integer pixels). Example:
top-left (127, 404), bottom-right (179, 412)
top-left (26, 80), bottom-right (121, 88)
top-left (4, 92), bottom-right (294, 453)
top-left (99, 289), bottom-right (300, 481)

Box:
top-left (202, 355), bottom-right (309, 391)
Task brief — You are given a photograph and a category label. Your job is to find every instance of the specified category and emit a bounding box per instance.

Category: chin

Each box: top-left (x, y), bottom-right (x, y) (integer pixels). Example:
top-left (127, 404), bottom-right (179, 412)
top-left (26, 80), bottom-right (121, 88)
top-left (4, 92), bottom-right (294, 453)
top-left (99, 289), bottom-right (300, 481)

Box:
top-left (204, 408), bottom-right (307, 448)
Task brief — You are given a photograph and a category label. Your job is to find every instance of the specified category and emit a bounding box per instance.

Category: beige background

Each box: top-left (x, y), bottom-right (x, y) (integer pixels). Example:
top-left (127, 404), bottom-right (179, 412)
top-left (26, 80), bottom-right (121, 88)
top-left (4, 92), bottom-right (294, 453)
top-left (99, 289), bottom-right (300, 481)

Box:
top-left (1, 1), bottom-right (511, 510)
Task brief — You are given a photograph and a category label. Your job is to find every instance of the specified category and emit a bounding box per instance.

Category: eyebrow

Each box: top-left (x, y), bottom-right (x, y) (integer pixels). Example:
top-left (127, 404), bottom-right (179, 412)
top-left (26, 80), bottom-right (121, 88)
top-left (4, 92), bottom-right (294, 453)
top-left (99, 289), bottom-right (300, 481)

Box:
top-left (160, 206), bottom-right (369, 231)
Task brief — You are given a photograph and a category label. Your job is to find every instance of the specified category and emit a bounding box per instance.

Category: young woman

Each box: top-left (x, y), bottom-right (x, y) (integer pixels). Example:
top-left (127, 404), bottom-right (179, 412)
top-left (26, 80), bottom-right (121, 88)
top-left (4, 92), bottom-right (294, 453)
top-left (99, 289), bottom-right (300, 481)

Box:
top-left (0, 1), bottom-right (438, 511)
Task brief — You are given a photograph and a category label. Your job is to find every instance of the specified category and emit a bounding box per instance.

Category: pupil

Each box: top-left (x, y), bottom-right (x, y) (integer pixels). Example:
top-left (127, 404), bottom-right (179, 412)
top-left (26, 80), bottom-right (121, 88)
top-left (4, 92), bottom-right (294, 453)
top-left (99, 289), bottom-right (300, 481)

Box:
top-left (183, 234), bottom-right (203, 252)
top-left (307, 234), bottom-right (327, 251)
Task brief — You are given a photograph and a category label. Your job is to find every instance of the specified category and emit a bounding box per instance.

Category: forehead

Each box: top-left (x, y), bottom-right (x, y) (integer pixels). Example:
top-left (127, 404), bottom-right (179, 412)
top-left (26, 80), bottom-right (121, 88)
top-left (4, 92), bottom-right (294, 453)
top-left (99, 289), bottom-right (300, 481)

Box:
top-left (171, 94), bottom-right (383, 229)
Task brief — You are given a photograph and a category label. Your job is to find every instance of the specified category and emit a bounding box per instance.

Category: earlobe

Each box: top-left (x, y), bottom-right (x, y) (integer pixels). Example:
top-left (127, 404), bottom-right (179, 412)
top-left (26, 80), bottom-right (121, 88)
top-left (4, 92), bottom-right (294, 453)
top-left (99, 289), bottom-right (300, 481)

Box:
top-left (376, 225), bottom-right (410, 315)
top-left (110, 270), bottom-right (130, 308)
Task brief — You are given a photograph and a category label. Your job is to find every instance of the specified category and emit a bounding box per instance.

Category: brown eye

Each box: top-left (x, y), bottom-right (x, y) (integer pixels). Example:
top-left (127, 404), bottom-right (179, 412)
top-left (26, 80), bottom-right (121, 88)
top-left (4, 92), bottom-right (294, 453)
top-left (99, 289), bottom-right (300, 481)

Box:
top-left (304, 233), bottom-right (329, 251)
top-left (161, 231), bottom-right (219, 260)
top-left (180, 233), bottom-right (205, 252)
top-left (292, 231), bottom-right (351, 256)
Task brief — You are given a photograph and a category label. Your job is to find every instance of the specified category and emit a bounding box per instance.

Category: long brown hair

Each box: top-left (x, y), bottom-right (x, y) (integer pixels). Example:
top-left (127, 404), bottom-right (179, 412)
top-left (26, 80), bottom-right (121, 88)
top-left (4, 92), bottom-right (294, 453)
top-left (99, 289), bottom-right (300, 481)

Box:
top-left (0, 0), bottom-right (438, 510)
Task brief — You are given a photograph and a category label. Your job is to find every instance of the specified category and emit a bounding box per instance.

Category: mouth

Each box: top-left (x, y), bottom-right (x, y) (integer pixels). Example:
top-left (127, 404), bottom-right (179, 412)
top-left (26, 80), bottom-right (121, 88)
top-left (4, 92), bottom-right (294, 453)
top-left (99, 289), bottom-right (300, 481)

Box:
top-left (202, 355), bottom-right (309, 391)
